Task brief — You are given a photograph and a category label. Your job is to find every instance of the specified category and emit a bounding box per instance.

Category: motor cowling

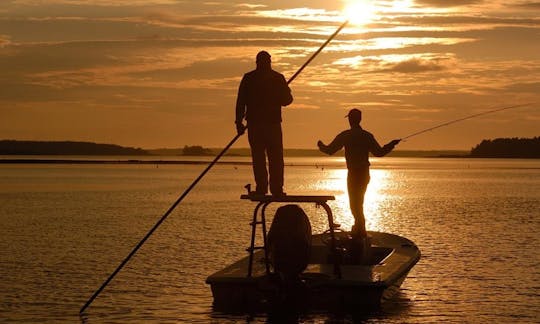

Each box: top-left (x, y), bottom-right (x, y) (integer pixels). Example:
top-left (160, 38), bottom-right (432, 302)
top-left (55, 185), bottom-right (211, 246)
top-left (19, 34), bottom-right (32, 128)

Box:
top-left (267, 204), bottom-right (312, 279)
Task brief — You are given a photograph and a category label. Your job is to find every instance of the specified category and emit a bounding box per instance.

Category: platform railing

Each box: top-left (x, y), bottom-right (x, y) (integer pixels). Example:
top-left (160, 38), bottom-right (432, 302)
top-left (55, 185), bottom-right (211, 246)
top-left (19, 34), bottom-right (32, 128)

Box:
top-left (240, 193), bottom-right (341, 278)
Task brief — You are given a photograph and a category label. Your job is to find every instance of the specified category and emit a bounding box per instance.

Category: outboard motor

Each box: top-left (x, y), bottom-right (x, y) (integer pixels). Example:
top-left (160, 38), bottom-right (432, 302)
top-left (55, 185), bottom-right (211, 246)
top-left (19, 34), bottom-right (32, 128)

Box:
top-left (267, 204), bottom-right (312, 280)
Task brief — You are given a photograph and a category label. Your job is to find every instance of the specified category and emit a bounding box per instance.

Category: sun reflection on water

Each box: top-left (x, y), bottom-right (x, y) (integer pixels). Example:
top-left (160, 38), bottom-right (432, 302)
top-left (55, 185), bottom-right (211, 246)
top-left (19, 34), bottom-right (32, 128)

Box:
top-left (313, 167), bottom-right (394, 233)
top-left (364, 169), bottom-right (392, 232)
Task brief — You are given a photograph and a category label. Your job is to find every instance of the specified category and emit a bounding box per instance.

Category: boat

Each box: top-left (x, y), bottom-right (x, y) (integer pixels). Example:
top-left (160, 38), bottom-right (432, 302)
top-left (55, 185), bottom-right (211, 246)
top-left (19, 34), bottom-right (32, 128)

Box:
top-left (206, 193), bottom-right (421, 313)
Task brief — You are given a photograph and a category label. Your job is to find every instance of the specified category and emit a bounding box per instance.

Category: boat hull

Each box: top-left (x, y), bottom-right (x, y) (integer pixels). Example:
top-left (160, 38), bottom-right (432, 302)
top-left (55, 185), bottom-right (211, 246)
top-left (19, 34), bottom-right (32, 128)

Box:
top-left (207, 231), bottom-right (420, 312)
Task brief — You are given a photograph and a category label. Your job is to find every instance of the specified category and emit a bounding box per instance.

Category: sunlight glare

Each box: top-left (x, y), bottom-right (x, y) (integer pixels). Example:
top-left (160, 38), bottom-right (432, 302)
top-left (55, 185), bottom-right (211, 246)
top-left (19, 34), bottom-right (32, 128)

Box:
top-left (343, 0), bottom-right (378, 26)
top-left (364, 169), bottom-right (390, 231)
top-left (387, 0), bottom-right (414, 12)
top-left (319, 168), bottom-right (354, 230)
top-left (343, 0), bottom-right (417, 26)
top-left (316, 167), bottom-right (393, 232)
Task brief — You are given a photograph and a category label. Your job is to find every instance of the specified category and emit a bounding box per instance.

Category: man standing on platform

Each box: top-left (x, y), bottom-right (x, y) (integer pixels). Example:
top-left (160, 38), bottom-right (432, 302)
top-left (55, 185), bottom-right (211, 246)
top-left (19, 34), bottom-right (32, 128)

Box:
top-left (317, 108), bottom-right (400, 239)
top-left (235, 51), bottom-right (293, 196)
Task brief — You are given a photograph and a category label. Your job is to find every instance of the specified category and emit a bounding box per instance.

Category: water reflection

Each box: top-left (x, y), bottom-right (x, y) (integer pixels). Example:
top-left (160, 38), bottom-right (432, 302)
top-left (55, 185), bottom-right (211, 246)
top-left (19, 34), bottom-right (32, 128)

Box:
top-left (365, 169), bottom-right (392, 232)
top-left (311, 168), bottom-right (351, 231)
top-left (3, 159), bottom-right (539, 322)
top-left (313, 167), bottom-right (394, 233)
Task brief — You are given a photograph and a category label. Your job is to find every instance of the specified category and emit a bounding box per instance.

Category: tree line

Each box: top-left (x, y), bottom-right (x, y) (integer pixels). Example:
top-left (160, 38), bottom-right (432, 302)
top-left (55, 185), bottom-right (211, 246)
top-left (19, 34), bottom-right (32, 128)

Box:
top-left (1, 138), bottom-right (538, 158)
top-left (0, 140), bottom-right (148, 155)
top-left (470, 137), bottom-right (540, 158)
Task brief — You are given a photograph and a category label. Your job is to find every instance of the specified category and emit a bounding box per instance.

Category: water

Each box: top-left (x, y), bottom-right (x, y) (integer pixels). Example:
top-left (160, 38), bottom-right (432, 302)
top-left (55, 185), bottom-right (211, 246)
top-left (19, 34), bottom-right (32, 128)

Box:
top-left (1, 157), bottom-right (539, 323)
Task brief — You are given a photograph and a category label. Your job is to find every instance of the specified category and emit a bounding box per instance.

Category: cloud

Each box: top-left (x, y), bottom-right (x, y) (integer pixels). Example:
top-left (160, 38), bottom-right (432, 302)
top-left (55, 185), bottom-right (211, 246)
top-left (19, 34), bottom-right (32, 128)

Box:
top-left (503, 82), bottom-right (540, 94)
top-left (415, 0), bottom-right (485, 7)
top-left (511, 2), bottom-right (540, 9)
top-left (11, 0), bottom-right (179, 6)
top-left (0, 35), bottom-right (10, 47)
top-left (235, 3), bottom-right (267, 9)
top-left (289, 103), bottom-right (320, 109)
top-left (383, 58), bottom-right (446, 73)
top-left (1, 0), bottom-right (539, 149)
top-left (391, 15), bottom-right (540, 28)
top-left (332, 53), bottom-right (454, 76)
top-left (128, 57), bottom-right (249, 82)
top-left (0, 9), bottom-right (335, 41)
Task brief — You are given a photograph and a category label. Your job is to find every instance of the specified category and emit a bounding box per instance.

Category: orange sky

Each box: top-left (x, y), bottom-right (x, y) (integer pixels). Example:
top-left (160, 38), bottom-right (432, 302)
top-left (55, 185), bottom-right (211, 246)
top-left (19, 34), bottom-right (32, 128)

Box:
top-left (0, 0), bottom-right (539, 150)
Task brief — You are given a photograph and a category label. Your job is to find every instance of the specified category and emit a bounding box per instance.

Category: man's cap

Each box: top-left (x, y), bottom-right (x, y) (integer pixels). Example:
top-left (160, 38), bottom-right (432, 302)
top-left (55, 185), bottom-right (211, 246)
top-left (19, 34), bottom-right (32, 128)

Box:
top-left (345, 108), bottom-right (362, 119)
top-left (256, 51), bottom-right (271, 62)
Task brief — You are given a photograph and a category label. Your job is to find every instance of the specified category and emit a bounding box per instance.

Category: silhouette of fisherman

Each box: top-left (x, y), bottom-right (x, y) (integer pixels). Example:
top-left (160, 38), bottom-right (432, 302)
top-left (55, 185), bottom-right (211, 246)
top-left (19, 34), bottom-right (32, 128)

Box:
top-left (318, 108), bottom-right (400, 239)
top-left (235, 51), bottom-right (293, 196)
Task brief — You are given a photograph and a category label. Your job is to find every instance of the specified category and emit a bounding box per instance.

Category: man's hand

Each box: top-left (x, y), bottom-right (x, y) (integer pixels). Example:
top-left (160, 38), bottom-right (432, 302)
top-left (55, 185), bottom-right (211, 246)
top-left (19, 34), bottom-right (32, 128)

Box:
top-left (236, 122), bottom-right (246, 135)
top-left (388, 139), bottom-right (401, 147)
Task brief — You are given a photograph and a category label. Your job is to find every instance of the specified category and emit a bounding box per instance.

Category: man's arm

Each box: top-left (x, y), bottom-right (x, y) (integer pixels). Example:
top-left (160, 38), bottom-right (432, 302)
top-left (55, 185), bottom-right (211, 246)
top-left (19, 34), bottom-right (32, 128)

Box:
top-left (318, 132), bottom-right (345, 155)
top-left (370, 136), bottom-right (400, 157)
top-left (279, 74), bottom-right (293, 106)
top-left (235, 75), bottom-right (247, 135)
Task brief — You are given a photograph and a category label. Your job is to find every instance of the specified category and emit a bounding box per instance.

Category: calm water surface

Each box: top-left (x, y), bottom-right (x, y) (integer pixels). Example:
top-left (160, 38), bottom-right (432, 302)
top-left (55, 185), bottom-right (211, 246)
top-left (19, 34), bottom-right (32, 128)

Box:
top-left (1, 157), bottom-right (539, 323)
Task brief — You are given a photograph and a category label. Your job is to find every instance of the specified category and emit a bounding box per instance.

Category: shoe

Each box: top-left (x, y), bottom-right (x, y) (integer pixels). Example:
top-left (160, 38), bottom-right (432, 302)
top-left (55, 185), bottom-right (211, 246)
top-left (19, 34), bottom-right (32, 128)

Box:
top-left (271, 191), bottom-right (287, 197)
top-left (249, 190), bottom-right (267, 197)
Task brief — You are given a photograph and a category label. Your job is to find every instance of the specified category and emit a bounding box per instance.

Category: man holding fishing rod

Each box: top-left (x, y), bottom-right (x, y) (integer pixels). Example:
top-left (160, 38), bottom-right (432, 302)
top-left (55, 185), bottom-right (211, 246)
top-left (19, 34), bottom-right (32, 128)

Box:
top-left (235, 50), bottom-right (293, 196)
top-left (318, 108), bottom-right (400, 245)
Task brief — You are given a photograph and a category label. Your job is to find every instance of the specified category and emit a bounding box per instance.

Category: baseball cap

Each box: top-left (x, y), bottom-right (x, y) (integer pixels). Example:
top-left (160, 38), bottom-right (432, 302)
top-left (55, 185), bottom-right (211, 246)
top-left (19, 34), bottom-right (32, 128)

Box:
top-left (345, 108), bottom-right (362, 119)
top-left (256, 51), bottom-right (271, 62)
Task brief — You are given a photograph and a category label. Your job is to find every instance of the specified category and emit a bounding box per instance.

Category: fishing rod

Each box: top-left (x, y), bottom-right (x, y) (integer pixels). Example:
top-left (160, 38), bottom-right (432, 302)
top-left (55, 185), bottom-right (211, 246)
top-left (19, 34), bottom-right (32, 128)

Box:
top-left (80, 20), bottom-right (349, 315)
top-left (401, 103), bottom-right (534, 141)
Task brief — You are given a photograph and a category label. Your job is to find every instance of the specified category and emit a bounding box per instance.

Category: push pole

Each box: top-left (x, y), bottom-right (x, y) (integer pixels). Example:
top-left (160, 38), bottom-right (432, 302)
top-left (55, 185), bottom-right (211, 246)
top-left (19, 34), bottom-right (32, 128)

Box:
top-left (287, 20), bottom-right (348, 85)
top-left (79, 133), bottom-right (240, 314)
top-left (80, 20), bottom-right (349, 315)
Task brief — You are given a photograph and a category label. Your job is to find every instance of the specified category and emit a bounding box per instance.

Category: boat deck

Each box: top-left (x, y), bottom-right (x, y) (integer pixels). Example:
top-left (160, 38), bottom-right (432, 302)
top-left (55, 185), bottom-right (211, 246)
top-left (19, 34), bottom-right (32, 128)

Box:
top-left (207, 231), bottom-right (417, 286)
top-left (206, 231), bottom-right (420, 310)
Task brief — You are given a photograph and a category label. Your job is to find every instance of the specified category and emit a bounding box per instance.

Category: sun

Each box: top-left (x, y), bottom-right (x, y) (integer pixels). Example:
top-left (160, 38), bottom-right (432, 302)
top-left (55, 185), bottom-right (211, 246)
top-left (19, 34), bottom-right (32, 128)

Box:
top-left (343, 0), bottom-right (378, 26)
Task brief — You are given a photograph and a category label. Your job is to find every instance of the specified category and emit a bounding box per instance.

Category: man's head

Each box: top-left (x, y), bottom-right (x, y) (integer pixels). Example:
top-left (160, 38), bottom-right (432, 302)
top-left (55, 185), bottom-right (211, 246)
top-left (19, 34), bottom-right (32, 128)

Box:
top-left (256, 50), bottom-right (271, 70)
top-left (346, 108), bottom-right (362, 126)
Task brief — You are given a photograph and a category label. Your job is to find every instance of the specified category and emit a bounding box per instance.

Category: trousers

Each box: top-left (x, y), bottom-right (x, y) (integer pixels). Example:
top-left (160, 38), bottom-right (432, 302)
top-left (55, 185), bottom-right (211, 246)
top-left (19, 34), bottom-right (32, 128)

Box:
top-left (247, 123), bottom-right (284, 194)
top-left (347, 167), bottom-right (370, 236)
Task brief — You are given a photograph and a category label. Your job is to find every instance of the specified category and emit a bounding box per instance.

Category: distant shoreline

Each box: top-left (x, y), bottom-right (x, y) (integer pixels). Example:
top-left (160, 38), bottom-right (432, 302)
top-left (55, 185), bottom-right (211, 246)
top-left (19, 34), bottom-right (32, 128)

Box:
top-left (0, 139), bottom-right (471, 158)
top-left (2, 138), bottom-right (538, 159)
top-left (0, 154), bottom-right (469, 165)
top-left (0, 158), bottom-right (252, 165)
top-left (3, 154), bottom-right (540, 166)
top-left (1, 156), bottom-right (534, 166)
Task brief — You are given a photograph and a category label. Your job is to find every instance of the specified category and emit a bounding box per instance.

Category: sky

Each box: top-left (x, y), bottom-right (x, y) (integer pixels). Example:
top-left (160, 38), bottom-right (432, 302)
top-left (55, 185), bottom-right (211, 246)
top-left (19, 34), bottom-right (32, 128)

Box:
top-left (0, 0), bottom-right (539, 150)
